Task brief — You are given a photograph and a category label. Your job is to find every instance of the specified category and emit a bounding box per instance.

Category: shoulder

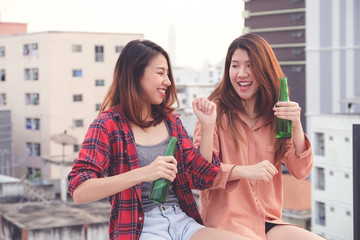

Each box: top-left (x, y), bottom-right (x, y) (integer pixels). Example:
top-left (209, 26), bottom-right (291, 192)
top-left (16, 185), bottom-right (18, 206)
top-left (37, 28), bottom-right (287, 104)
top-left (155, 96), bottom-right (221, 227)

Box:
top-left (166, 112), bottom-right (181, 125)
top-left (93, 106), bottom-right (128, 131)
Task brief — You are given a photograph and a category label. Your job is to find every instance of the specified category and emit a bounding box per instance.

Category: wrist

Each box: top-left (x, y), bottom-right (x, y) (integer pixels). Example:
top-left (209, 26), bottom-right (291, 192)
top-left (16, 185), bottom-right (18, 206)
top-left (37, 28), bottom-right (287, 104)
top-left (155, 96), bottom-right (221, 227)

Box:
top-left (229, 165), bottom-right (246, 181)
top-left (134, 167), bottom-right (146, 183)
top-left (200, 123), bottom-right (214, 132)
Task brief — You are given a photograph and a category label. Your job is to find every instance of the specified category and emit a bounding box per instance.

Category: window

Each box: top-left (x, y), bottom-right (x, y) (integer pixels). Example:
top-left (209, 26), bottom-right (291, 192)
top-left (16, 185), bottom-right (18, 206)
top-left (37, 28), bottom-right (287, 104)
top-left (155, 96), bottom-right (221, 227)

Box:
top-left (95, 45), bottom-right (104, 62)
top-left (74, 144), bottom-right (81, 152)
top-left (291, 30), bottom-right (304, 38)
top-left (72, 44), bottom-right (82, 52)
top-left (177, 88), bottom-right (185, 94)
top-left (0, 69), bottom-right (5, 81)
top-left (72, 69), bottom-right (83, 77)
top-left (95, 79), bottom-right (105, 86)
top-left (292, 13), bottom-right (304, 21)
top-left (315, 202), bottom-right (326, 226)
top-left (26, 167), bottom-right (41, 180)
top-left (73, 94), bottom-right (83, 102)
top-left (26, 142), bottom-right (41, 156)
top-left (73, 119), bottom-right (84, 128)
top-left (0, 93), bottom-right (6, 106)
top-left (25, 118), bottom-right (40, 130)
top-left (115, 45), bottom-right (124, 53)
top-left (291, 66), bottom-right (304, 72)
top-left (0, 46), bottom-right (4, 57)
top-left (95, 103), bottom-right (101, 111)
top-left (23, 43), bottom-right (38, 56)
top-left (291, 48), bottom-right (304, 56)
top-left (315, 167), bottom-right (325, 190)
top-left (25, 118), bottom-right (31, 129)
top-left (24, 68), bottom-right (39, 80)
top-left (315, 132), bottom-right (325, 156)
top-left (25, 93), bottom-right (40, 105)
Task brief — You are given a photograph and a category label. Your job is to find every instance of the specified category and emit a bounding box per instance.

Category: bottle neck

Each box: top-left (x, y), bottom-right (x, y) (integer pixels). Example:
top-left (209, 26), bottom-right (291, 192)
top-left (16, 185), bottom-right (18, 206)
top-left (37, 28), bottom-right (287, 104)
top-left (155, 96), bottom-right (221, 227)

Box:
top-left (278, 79), bottom-right (289, 102)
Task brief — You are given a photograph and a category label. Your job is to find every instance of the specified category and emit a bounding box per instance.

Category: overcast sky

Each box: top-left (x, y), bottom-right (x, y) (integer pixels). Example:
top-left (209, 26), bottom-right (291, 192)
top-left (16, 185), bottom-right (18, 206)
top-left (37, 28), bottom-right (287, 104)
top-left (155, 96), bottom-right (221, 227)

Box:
top-left (0, 0), bottom-right (244, 70)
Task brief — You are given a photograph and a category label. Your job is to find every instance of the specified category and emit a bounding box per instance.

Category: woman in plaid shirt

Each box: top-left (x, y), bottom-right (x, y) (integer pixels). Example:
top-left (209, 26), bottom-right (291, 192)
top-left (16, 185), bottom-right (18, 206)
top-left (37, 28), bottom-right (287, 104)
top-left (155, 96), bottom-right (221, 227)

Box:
top-left (68, 40), bottom-right (248, 240)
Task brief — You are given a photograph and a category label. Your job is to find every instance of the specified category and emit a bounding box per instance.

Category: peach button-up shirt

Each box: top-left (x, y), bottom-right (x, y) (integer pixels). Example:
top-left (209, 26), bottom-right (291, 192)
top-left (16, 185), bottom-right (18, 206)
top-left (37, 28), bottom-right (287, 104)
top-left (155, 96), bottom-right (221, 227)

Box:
top-left (193, 113), bottom-right (313, 240)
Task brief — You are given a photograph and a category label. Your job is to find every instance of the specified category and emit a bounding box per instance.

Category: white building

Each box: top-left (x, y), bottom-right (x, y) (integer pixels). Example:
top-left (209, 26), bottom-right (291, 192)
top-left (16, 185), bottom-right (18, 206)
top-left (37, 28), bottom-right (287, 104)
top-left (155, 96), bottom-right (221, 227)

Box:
top-left (307, 114), bottom-right (360, 240)
top-left (306, 0), bottom-right (360, 115)
top-left (173, 64), bottom-right (223, 136)
top-left (306, 0), bottom-right (360, 239)
top-left (0, 31), bottom-right (143, 183)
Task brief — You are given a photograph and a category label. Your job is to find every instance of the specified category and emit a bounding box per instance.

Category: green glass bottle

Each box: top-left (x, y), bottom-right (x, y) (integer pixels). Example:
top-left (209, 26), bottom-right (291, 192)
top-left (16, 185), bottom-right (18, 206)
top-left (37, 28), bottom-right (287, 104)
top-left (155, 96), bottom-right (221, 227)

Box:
top-left (276, 77), bottom-right (292, 139)
top-left (148, 136), bottom-right (177, 203)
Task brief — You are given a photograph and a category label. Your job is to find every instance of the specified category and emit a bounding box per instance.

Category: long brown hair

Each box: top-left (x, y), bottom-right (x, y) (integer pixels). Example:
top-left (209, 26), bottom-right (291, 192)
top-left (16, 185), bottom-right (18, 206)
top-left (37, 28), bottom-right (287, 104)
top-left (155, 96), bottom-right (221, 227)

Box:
top-left (209, 33), bottom-right (287, 165)
top-left (100, 39), bottom-right (179, 127)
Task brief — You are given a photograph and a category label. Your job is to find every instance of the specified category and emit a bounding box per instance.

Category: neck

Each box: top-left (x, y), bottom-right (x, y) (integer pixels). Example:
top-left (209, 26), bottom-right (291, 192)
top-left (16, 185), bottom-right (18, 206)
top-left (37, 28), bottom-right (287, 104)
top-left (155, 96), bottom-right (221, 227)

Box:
top-left (242, 98), bottom-right (257, 119)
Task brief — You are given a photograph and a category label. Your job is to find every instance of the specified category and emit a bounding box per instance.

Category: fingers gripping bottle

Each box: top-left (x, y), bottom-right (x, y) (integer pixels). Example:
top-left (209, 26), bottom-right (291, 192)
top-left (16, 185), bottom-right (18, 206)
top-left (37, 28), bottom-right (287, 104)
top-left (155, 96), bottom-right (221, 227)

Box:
top-left (276, 77), bottom-right (292, 139)
top-left (148, 137), bottom-right (177, 203)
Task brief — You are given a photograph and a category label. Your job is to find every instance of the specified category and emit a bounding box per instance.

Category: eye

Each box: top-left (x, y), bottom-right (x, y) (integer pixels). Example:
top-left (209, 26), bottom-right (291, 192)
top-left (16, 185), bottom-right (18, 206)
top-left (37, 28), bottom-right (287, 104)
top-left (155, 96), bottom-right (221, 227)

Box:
top-left (231, 64), bottom-right (239, 68)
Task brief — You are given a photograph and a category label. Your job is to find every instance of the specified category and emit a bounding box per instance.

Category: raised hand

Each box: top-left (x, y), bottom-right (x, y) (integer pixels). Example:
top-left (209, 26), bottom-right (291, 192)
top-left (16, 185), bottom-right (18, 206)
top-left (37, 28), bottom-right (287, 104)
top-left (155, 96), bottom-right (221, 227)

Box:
top-left (139, 156), bottom-right (178, 182)
top-left (192, 97), bottom-right (217, 129)
top-left (273, 101), bottom-right (302, 128)
top-left (273, 100), bottom-right (307, 156)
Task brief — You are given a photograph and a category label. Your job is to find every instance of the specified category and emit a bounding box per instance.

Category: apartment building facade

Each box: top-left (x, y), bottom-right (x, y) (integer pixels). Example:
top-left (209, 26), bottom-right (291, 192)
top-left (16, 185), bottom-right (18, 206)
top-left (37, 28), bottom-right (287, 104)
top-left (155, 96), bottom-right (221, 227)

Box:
top-left (306, 0), bottom-right (360, 239)
top-left (0, 31), bottom-right (143, 181)
top-left (307, 114), bottom-right (359, 240)
top-left (243, 0), bottom-right (307, 131)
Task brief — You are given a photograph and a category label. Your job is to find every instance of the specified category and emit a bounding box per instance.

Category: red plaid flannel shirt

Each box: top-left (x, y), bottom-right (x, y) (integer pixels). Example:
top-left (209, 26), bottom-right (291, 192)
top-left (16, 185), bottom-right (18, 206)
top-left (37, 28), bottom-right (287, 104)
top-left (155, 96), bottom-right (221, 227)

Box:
top-left (68, 106), bottom-right (220, 240)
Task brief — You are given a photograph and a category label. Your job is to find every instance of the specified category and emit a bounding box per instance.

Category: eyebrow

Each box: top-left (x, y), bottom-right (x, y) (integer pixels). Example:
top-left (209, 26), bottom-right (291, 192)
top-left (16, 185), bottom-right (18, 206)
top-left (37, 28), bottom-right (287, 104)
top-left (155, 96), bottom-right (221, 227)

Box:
top-left (156, 66), bottom-right (168, 72)
top-left (231, 59), bottom-right (250, 63)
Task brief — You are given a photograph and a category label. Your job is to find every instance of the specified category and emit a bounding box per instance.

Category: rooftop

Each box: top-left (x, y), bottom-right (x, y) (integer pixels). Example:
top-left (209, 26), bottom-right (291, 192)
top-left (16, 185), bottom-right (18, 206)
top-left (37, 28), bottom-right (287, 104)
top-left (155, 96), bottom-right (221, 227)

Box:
top-left (0, 200), bottom-right (110, 230)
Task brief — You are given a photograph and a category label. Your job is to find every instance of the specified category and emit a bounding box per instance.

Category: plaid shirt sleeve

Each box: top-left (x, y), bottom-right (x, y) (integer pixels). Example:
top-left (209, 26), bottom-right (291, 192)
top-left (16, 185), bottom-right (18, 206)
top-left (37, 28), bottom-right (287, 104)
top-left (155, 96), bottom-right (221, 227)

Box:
top-left (68, 117), bottom-right (112, 196)
top-left (172, 115), bottom-right (221, 190)
top-left (68, 110), bottom-right (143, 240)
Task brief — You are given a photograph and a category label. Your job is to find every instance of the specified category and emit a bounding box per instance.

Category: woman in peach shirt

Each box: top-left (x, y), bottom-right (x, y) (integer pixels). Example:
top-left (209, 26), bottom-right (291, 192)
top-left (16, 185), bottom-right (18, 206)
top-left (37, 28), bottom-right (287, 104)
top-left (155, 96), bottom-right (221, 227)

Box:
top-left (193, 34), bottom-right (325, 240)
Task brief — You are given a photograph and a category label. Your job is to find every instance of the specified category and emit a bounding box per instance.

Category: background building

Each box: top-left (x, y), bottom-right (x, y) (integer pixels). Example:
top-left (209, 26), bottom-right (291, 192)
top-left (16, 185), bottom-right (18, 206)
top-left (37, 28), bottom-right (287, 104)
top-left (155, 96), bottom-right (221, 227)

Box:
top-left (0, 110), bottom-right (11, 176)
top-left (243, 0), bottom-right (307, 131)
top-left (306, 0), bottom-right (360, 239)
top-left (0, 31), bottom-right (143, 187)
top-left (173, 64), bottom-right (223, 136)
top-left (307, 114), bottom-right (359, 240)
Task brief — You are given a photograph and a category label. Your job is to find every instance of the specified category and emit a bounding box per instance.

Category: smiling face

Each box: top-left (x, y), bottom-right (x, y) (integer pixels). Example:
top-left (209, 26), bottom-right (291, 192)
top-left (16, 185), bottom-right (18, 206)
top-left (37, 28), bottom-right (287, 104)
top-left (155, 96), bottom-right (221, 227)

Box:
top-left (229, 48), bottom-right (259, 107)
top-left (140, 54), bottom-right (171, 106)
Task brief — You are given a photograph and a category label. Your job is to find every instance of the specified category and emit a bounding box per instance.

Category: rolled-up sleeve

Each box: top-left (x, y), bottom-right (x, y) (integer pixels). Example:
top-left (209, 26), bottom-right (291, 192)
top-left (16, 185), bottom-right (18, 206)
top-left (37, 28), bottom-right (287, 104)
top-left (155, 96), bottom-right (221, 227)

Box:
top-left (68, 119), bottom-right (111, 196)
top-left (283, 134), bottom-right (313, 180)
top-left (193, 120), bottom-right (240, 191)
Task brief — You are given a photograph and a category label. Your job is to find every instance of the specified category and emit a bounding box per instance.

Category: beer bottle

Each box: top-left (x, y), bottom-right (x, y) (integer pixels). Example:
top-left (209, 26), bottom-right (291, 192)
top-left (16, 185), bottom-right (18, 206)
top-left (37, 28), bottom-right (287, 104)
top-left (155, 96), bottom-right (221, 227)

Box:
top-left (276, 77), bottom-right (292, 139)
top-left (148, 136), bottom-right (177, 203)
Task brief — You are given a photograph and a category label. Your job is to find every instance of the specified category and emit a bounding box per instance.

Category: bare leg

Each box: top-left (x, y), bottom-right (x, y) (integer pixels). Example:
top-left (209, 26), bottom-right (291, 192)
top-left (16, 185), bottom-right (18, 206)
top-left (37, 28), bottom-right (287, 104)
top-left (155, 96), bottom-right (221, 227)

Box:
top-left (266, 225), bottom-right (326, 240)
top-left (190, 227), bottom-right (250, 240)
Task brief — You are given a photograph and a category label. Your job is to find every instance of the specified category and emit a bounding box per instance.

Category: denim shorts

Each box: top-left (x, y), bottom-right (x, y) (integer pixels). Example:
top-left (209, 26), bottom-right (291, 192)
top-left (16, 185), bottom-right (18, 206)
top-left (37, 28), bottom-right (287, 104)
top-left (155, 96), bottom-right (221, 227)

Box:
top-left (140, 205), bottom-right (205, 240)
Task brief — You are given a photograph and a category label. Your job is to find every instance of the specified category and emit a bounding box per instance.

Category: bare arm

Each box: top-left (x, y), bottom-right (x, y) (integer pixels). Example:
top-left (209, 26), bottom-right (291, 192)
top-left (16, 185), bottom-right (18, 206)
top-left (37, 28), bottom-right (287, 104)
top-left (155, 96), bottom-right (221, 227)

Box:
top-left (72, 156), bottom-right (178, 204)
top-left (192, 97), bottom-right (216, 163)
top-left (227, 160), bottom-right (278, 182)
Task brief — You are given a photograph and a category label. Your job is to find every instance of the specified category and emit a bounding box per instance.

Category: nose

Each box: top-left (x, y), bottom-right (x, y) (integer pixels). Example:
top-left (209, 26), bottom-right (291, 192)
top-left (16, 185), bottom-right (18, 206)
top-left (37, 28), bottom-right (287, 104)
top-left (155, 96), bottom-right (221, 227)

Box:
top-left (237, 66), bottom-right (248, 78)
top-left (163, 74), bottom-right (171, 86)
